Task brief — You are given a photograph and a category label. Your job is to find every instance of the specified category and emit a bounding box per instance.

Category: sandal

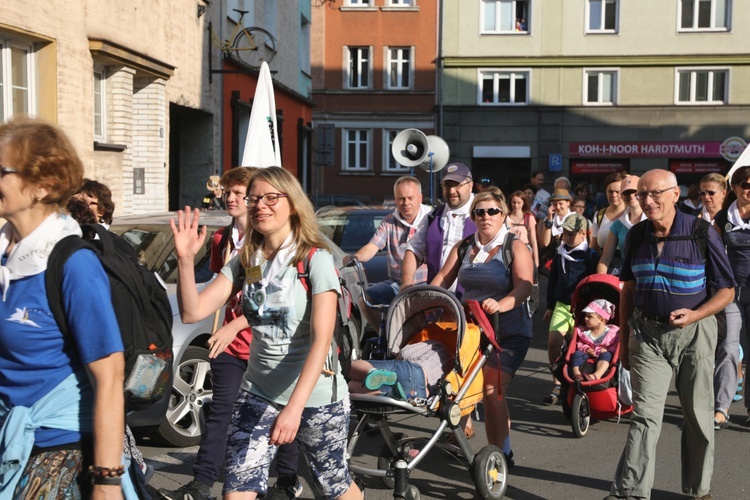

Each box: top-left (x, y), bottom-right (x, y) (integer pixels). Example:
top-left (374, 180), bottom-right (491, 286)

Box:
top-left (543, 385), bottom-right (561, 406)
top-left (714, 408), bottom-right (730, 430)
top-left (446, 426), bottom-right (475, 446)
top-left (364, 369), bottom-right (398, 391)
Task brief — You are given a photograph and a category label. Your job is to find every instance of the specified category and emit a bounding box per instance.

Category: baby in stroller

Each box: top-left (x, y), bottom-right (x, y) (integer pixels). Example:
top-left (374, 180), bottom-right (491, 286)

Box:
top-left (570, 299), bottom-right (619, 382)
top-left (348, 340), bottom-right (455, 401)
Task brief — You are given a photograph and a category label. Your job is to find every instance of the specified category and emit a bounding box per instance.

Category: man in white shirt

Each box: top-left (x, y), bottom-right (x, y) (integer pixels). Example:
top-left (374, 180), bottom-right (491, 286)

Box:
top-left (401, 163), bottom-right (476, 295)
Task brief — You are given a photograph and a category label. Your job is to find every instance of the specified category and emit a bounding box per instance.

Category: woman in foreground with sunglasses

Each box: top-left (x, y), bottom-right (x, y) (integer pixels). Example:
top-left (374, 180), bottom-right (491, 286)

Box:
top-left (431, 187), bottom-right (533, 467)
top-left (171, 167), bottom-right (361, 500)
top-left (710, 167), bottom-right (748, 430)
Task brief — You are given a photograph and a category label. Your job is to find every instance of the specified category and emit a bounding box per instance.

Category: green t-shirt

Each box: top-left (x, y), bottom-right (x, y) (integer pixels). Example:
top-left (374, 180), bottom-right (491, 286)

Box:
top-left (221, 249), bottom-right (345, 407)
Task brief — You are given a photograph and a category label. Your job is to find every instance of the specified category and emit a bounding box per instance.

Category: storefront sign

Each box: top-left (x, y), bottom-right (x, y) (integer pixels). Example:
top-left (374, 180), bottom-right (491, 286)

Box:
top-left (569, 142), bottom-right (724, 158)
top-left (669, 160), bottom-right (728, 174)
top-left (571, 161), bottom-right (628, 174)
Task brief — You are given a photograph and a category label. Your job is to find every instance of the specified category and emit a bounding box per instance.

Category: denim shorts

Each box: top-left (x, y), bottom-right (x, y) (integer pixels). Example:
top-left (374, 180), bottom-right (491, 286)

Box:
top-left (223, 390), bottom-right (353, 499)
top-left (367, 359), bottom-right (428, 399)
top-left (365, 279), bottom-right (400, 306)
top-left (486, 335), bottom-right (531, 375)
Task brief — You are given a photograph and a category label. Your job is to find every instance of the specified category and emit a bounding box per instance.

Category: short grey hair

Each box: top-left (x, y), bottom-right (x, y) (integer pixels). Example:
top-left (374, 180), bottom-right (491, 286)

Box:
top-left (393, 176), bottom-right (422, 196)
top-left (554, 176), bottom-right (571, 190)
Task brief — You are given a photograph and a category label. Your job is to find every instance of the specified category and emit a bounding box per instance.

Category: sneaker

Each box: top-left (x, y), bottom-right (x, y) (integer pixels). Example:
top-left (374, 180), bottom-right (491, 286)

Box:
top-left (266, 475), bottom-right (303, 500)
top-left (542, 385), bottom-right (561, 406)
top-left (364, 369), bottom-right (398, 391)
top-left (158, 480), bottom-right (212, 500)
top-left (503, 450), bottom-right (515, 468)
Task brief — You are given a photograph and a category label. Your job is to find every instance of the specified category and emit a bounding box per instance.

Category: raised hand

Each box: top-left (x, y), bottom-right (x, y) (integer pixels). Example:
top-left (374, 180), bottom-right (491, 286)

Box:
top-left (170, 206), bottom-right (208, 260)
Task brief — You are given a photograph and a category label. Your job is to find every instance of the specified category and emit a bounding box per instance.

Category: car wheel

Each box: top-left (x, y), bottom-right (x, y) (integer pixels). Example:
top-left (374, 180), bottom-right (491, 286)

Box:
top-left (157, 346), bottom-right (213, 447)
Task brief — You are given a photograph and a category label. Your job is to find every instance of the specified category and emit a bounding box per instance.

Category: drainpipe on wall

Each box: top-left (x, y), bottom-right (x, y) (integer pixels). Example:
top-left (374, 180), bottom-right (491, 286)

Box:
top-left (436, 0), bottom-right (444, 137)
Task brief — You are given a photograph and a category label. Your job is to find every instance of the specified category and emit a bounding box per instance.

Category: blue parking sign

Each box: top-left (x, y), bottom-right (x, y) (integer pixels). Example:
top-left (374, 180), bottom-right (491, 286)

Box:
top-left (549, 153), bottom-right (562, 172)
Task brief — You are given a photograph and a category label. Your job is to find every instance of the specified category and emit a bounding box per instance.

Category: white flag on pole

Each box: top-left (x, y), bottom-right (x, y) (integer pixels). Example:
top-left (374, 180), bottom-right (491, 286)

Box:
top-left (241, 62), bottom-right (281, 168)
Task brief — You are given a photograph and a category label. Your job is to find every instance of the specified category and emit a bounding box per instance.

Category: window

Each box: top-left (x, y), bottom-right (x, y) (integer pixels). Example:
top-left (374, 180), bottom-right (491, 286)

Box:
top-left (676, 68), bottom-right (728, 104)
top-left (389, 0), bottom-right (414, 5)
top-left (93, 66), bottom-right (107, 140)
top-left (345, 0), bottom-right (372, 5)
top-left (479, 70), bottom-right (529, 105)
top-left (587, 0), bottom-right (617, 32)
top-left (343, 129), bottom-right (370, 171)
top-left (346, 47), bottom-right (371, 89)
top-left (384, 130), bottom-right (409, 172)
top-left (482, 0), bottom-right (530, 33)
top-left (386, 47), bottom-right (412, 89)
top-left (0, 38), bottom-right (36, 121)
top-left (679, 0), bottom-right (729, 31)
top-left (584, 69), bottom-right (617, 105)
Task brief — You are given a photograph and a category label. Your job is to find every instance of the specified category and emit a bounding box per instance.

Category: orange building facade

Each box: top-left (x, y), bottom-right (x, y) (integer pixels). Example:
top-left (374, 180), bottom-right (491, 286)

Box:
top-left (311, 0), bottom-right (438, 203)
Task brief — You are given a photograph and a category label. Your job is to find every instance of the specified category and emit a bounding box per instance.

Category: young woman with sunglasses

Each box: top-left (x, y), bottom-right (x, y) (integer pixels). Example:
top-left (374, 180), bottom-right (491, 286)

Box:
top-left (171, 167), bottom-right (361, 500)
top-left (596, 175), bottom-right (645, 275)
top-left (431, 187), bottom-right (533, 467)
top-left (710, 168), bottom-right (749, 430)
top-left (697, 172), bottom-right (727, 224)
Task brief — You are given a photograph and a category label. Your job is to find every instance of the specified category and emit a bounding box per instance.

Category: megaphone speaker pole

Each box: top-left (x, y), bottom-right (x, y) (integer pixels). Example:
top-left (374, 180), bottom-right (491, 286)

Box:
top-left (428, 152), bottom-right (435, 205)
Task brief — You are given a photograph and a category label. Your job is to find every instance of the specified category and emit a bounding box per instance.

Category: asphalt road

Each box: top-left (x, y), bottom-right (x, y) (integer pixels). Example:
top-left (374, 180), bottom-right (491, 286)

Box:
top-left (140, 280), bottom-right (750, 499)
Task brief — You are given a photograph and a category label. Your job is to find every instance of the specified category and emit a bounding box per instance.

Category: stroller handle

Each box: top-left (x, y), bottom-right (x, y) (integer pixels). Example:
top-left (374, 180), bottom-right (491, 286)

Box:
top-left (343, 256), bottom-right (389, 311)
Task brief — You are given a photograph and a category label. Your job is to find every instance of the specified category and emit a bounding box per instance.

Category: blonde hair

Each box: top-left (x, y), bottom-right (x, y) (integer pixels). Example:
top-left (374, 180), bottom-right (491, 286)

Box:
top-left (240, 167), bottom-right (329, 267)
top-left (469, 186), bottom-right (508, 221)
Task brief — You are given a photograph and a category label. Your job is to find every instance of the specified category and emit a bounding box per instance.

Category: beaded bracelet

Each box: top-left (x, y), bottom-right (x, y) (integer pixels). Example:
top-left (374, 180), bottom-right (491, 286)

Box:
top-left (88, 465), bottom-right (125, 478)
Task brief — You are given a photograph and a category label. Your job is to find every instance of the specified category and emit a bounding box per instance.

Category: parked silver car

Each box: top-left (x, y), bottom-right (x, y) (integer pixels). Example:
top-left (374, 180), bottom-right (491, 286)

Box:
top-left (111, 211), bottom-right (364, 447)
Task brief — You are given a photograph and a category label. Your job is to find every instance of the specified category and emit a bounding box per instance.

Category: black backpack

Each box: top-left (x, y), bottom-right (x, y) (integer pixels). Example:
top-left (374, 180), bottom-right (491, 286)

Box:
top-left (46, 223), bottom-right (174, 413)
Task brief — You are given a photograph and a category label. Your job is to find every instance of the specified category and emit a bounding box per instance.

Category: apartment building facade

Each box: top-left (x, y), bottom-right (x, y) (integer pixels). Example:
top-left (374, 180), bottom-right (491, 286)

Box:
top-left (440, 0), bottom-right (750, 194)
top-left (1, 0), bottom-right (225, 213)
top-left (311, 0), bottom-right (438, 203)
top-left (220, 0), bottom-right (314, 184)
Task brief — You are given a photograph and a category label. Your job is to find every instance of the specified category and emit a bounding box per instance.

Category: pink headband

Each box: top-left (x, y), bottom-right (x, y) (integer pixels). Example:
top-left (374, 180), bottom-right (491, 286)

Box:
top-left (583, 300), bottom-right (614, 321)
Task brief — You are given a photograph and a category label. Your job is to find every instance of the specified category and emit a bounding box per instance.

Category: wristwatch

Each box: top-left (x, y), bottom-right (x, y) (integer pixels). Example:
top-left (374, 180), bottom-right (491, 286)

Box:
top-left (544, 219), bottom-right (554, 229)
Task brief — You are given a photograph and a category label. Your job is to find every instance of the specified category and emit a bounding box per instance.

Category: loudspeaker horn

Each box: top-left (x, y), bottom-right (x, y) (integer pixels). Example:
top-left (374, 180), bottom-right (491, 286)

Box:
top-left (391, 129), bottom-right (451, 172)
top-left (392, 128), bottom-right (429, 168)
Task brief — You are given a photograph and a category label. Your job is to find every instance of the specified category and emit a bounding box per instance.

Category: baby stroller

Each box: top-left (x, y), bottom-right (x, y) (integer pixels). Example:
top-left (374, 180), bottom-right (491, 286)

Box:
top-left (557, 274), bottom-right (634, 437)
top-left (347, 284), bottom-right (508, 500)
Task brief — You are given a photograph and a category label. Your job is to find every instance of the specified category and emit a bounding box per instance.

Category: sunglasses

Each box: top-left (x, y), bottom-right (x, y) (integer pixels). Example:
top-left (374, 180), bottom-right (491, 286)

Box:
top-left (699, 190), bottom-right (720, 197)
top-left (736, 182), bottom-right (750, 191)
top-left (472, 207), bottom-right (502, 217)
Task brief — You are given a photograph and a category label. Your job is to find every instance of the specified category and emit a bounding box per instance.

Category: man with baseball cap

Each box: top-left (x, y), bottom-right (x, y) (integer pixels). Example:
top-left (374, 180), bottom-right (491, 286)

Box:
top-left (401, 163), bottom-right (476, 294)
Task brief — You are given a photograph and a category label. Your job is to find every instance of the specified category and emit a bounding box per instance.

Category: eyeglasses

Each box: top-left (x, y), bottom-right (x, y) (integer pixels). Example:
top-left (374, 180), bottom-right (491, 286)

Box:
top-left (441, 180), bottom-right (470, 190)
top-left (634, 186), bottom-right (677, 202)
top-left (243, 192), bottom-right (288, 208)
top-left (0, 166), bottom-right (18, 178)
top-left (472, 207), bottom-right (502, 217)
top-left (699, 190), bottom-right (720, 197)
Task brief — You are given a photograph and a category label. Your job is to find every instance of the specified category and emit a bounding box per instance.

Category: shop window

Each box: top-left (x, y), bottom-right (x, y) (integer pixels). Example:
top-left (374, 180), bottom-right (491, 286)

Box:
top-left (386, 47), bottom-right (412, 90)
top-left (343, 129), bottom-right (371, 171)
top-left (0, 38), bottom-right (36, 121)
top-left (482, 0), bottom-right (530, 34)
top-left (479, 70), bottom-right (529, 105)
top-left (345, 47), bottom-right (371, 89)
top-left (679, 0), bottom-right (729, 31)
top-left (586, 0), bottom-right (618, 33)
top-left (676, 68), bottom-right (728, 104)
top-left (584, 69), bottom-right (618, 105)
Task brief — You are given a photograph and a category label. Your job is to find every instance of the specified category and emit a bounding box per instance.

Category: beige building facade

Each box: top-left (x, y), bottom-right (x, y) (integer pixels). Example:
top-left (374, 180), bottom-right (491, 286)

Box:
top-left (440, 0), bottom-right (750, 193)
top-left (1, 0), bottom-right (222, 214)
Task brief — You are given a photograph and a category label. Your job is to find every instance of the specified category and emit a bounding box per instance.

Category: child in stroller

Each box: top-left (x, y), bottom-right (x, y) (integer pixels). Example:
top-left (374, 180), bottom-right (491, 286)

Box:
top-left (570, 299), bottom-right (619, 382)
top-left (348, 340), bottom-right (454, 401)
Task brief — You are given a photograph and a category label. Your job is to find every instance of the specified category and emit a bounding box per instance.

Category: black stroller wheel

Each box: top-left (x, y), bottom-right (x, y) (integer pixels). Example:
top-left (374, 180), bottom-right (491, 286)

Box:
top-left (471, 445), bottom-right (508, 499)
top-left (377, 432), bottom-right (406, 489)
top-left (571, 393), bottom-right (590, 437)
